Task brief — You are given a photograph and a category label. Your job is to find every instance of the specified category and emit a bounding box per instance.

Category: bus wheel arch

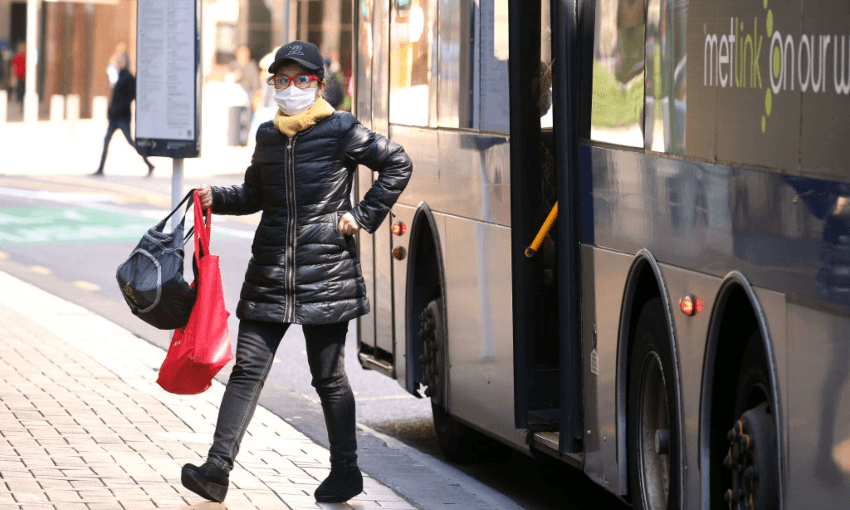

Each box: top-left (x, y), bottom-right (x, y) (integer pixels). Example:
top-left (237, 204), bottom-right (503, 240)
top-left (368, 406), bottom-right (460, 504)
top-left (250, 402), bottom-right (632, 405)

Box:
top-left (702, 273), bottom-right (781, 510)
top-left (619, 251), bottom-right (684, 510)
top-left (405, 203), bottom-right (445, 397)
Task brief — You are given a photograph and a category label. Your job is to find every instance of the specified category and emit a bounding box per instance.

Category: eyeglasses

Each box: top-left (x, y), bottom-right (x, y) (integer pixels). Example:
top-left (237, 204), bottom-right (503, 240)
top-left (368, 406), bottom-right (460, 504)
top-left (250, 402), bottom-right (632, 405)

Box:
top-left (267, 74), bottom-right (321, 90)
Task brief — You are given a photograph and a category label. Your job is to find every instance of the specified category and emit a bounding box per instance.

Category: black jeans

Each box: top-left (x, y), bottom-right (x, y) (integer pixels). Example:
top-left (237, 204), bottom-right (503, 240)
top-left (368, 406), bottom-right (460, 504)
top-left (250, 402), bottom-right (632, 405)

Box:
top-left (96, 117), bottom-right (153, 172)
top-left (207, 320), bottom-right (357, 472)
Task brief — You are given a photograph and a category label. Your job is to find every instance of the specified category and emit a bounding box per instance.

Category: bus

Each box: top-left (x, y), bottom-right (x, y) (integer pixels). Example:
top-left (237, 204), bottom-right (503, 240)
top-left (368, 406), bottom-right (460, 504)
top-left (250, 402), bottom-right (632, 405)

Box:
top-left (352, 0), bottom-right (850, 508)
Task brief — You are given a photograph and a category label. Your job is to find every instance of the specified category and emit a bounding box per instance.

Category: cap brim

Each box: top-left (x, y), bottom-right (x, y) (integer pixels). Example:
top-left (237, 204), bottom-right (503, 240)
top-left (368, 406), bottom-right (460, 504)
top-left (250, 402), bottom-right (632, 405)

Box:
top-left (268, 57), bottom-right (322, 74)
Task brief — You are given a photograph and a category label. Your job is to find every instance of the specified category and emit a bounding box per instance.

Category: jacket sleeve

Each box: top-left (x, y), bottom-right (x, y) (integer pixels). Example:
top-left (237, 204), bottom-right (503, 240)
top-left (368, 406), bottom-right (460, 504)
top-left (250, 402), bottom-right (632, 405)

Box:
top-left (210, 164), bottom-right (263, 215)
top-left (341, 121), bottom-right (413, 233)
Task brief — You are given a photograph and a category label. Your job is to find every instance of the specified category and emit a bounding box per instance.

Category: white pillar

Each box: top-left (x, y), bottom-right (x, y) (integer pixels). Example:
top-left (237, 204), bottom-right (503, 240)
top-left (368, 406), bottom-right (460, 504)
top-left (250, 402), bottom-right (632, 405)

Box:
top-left (49, 95), bottom-right (65, 122)
top-left (0, 90), bottom-right (6, 124)
top-left (66, 94), bottom-right (80, 140)
top-left (24, 0), bottom-right (40, 124)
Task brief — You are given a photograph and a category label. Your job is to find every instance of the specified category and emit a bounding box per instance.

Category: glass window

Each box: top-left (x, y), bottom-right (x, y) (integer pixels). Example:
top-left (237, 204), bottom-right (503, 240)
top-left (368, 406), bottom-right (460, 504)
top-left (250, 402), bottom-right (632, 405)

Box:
top-left (479, 0), bottom-right (510, 132)
top-left (389, 0), bottom-right (435, 126)
top-left (590, 0), bottom-right (645, 147)
top-left (644, 0), bottom-right (686, 154)
top-left (436, 0), bottom-right (473, 128)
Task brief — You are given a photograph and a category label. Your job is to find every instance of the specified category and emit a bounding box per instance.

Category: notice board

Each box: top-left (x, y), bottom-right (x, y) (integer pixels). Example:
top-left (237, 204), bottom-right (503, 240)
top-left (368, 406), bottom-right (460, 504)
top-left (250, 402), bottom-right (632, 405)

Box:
top-left (135, 0), bottom-right (201, 158)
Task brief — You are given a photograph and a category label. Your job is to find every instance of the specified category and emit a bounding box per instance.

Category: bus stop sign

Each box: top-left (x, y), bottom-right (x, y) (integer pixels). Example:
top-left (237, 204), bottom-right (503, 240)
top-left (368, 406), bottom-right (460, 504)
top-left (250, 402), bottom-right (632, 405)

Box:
top-left (135, 0), bottom-right (201, 159)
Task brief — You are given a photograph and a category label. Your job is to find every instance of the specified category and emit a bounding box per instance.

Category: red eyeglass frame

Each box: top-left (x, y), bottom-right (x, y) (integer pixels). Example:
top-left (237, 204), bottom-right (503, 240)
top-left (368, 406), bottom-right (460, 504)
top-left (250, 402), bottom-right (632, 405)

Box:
top-left (269, 74), bottom-right (322, 90)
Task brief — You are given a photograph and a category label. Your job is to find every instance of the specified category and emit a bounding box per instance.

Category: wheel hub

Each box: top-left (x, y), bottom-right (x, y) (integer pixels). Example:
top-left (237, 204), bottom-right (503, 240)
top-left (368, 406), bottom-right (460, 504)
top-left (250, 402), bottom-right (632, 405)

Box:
top-left (723, 402), bottom-right (778, 510)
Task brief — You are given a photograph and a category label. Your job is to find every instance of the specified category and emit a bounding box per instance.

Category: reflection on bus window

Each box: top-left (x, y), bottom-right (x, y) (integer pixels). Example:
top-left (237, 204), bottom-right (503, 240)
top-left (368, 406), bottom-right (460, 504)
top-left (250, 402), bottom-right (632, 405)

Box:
top-left (390, 0), bottom-right (434, 126)
top-left (644, 0), bottom-right (687, 154)
top-left (591, 0), bottom-right (645, 147)
top-left (480, 0), bottom-right (510, 132)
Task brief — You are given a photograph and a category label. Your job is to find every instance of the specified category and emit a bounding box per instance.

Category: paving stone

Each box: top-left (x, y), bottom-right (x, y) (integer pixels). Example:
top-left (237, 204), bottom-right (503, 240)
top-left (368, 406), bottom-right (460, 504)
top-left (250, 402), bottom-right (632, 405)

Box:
top-left (0, 276), bottom-right (419, 510)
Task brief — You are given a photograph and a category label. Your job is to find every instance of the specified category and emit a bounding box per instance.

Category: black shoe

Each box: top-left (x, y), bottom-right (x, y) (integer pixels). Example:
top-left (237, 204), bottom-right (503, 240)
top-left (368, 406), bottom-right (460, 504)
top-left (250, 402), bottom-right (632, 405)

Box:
top-left (314, 467), bottom-right (363, 503)
top-left (146, 164), bottom-right (155, 177)
top-left (91, 170), bottom-right (104, 177)
top-left (181, 462), bottom-right (229, 502)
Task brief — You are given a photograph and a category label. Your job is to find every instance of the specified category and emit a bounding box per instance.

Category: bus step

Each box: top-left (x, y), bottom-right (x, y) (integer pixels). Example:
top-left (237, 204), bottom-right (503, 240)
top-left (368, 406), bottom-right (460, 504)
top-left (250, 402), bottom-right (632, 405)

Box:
top-left (527, 408), bottom-right (560, 432)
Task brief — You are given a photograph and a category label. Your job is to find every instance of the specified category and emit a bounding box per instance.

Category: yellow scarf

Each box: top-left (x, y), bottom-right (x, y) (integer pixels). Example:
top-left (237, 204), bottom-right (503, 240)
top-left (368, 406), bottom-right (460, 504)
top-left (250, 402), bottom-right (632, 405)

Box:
top-left (274, 98), bottom-right (335, 138)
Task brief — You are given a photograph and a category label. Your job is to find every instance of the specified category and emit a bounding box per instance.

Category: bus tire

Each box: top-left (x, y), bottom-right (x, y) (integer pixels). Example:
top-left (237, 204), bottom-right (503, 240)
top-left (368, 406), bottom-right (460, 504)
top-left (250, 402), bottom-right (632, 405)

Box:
top-left (420, 298), bottom-right (479, 462)
top-left (720, 331), bottom-right (779, 510)
top-left (627, 297), bottom-right (680, 510)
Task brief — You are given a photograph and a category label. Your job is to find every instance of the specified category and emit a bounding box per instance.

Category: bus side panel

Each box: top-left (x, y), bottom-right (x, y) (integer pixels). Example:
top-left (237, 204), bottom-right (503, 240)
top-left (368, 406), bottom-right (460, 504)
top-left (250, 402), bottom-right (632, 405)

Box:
top-left (444, 215), bottom-right (526, 449)
top-left (581, 245), bottom-right (632, 494)
top-left (391, 203), bottom-right (416, 390)
top-left (787, 303), bottom-right (850, 508)
top-left (388, 127), bottom-right (445, 212)
top-left (357, 166), bottom-right (377, 354)
top-left (659, 265), bottom-right (723, 508)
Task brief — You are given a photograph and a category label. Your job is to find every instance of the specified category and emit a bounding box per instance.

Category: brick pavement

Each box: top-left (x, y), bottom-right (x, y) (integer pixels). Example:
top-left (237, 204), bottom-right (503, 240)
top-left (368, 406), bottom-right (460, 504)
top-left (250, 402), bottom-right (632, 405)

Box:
top-left (0, 270), bottom-right (415, 510)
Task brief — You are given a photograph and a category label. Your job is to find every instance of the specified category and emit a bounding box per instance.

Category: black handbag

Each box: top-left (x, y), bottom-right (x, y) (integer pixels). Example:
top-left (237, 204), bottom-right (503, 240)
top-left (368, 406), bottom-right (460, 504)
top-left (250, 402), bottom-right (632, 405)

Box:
top-left (116, 190), bottom-right (197, 330)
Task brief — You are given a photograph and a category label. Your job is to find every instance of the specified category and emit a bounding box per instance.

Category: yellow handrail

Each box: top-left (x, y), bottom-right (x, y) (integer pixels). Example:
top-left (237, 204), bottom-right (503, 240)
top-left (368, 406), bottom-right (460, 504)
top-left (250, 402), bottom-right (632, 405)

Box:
top-left (525, 202), bottom-right (558, 258)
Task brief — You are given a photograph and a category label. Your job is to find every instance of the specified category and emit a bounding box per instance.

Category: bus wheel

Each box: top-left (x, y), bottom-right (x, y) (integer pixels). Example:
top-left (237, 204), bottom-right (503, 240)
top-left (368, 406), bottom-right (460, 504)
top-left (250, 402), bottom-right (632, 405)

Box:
top-left (721, 333), bottom-right (778, 510)
top-left (628, 297), bottom-right (680, 510)
top-left (419, 298), bottom-right (478, 462)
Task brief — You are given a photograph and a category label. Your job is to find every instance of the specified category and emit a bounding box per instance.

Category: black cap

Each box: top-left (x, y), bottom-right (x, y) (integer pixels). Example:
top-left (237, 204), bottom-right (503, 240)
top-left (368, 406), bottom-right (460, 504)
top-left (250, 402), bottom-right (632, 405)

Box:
top-left (269, 41), bottom-right (324, 76)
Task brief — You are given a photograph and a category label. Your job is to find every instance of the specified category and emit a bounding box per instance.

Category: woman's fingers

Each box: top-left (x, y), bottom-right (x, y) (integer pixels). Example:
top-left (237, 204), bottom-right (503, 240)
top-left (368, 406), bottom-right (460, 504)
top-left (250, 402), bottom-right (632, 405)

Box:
top-left (198, 185), bottom-right (212, 209)
top-left (338, 212), bottom-right (359, 235)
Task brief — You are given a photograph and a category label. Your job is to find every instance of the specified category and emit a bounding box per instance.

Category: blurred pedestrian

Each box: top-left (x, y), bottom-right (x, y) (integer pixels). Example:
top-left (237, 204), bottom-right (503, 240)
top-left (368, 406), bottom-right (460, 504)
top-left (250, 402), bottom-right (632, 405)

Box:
top-left (93, 52), bottom-right (154, 176)
top-left (229, 45), bottom-right (261, 109)
top-left (322, 53), bottom-right (350, 111)
top-left (106, 42), bottom-right (128, 86)
top-left (10, 41), bottom-right (25, 106)
top-left (180, 39), bottom-right (412, 505)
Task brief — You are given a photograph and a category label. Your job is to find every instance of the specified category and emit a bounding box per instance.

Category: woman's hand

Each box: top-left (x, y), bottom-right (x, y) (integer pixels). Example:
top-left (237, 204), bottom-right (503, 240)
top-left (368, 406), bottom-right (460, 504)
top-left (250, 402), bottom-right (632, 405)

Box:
top-left (197, 185), bottom-right (213, 209)
top-left (338, 212), bottom-right (360, 236)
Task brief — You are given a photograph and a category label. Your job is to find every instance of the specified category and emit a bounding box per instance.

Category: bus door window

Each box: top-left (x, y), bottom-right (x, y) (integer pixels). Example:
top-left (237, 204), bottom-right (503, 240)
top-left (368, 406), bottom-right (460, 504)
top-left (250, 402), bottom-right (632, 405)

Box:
top-left (590, 0), bottom-right (645, 148)
top-left (535, 0), bottom-right (559, 368)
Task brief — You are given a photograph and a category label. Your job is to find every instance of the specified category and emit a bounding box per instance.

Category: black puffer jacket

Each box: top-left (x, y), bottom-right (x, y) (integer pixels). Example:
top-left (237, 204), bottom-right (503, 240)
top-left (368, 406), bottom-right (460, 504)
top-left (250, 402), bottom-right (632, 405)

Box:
top-left (211, 110), bottom-right (412, 325)
top-left (108, 69), bottom-right (135, 121)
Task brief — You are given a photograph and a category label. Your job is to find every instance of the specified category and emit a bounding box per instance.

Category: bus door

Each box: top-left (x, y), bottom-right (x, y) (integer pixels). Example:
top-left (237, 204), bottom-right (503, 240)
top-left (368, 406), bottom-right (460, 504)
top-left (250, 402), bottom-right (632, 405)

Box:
top-left (355, 0), bottom-right (396, 375)
top-left (508, 0), bottom-right (583, 454)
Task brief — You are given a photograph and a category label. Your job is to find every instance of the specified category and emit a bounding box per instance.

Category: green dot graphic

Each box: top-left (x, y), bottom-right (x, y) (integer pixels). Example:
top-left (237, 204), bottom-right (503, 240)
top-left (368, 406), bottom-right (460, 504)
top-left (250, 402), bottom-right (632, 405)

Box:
top-left (764, 0), bottom-right (768, 9)
top-left (773, 46), bottom-right (781, 79)
top-left (766, 10), bottom-right (773, 35)
top-left (765, 88), bottom-right (772, 116)
top-left (762, 116), bottom-right (766, 132)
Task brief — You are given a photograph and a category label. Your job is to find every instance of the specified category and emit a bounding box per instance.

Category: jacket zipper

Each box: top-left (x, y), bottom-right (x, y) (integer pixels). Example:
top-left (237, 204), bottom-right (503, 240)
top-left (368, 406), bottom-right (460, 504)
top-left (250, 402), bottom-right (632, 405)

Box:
top-left (285, 137), bottom-right (297, 323)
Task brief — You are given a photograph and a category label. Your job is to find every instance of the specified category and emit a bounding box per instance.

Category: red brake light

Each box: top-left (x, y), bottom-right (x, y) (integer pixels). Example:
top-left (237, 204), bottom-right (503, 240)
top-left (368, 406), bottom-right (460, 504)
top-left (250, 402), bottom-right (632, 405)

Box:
top-left (679, 295), bottom-right (702, 316)
top-left (392, 221), bottom-right (407, 236)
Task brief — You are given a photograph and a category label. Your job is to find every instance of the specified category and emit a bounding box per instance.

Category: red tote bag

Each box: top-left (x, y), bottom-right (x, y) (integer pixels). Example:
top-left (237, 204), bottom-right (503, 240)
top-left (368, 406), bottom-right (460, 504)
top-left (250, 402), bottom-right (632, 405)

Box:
top-left (157, 191), bottom-right (233, 395)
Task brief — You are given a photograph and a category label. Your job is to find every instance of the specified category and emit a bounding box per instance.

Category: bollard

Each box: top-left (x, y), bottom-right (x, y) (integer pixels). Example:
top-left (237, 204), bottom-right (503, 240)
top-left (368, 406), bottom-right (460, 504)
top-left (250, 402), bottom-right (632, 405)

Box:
top-left (50, 95), bottom-right (65, 122)
top-left (66, 94), bottom-right (81, 140)
top-left (0, 90), bottom-right (6, 124)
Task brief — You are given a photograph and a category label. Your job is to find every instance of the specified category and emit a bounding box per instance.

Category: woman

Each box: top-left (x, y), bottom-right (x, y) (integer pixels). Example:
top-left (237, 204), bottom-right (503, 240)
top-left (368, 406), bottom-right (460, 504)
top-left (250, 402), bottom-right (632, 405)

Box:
top-left (181, 40), bottom-right (412, 504)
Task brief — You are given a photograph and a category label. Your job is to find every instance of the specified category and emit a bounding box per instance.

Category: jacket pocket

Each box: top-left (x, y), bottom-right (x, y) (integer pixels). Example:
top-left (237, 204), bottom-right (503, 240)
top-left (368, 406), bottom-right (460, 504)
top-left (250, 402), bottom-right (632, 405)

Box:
top-left (328, 212), bottom-right (347, 245)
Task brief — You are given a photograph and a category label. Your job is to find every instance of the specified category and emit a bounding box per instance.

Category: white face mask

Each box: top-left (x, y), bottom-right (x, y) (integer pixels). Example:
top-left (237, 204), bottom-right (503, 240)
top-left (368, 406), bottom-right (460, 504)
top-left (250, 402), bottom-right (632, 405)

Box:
top-left (274, 86), bottom-right (318, 116)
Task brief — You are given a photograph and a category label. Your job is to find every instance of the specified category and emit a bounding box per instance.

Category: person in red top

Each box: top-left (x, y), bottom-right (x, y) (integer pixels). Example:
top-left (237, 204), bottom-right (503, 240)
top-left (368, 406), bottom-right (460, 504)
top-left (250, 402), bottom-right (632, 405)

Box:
top-left (9, 41), bottom-right (25, 106)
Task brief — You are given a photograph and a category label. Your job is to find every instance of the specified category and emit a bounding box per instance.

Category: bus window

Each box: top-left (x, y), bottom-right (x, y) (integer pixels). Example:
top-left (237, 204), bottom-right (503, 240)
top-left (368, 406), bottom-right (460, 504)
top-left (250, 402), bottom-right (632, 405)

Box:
top-left (435, 0), bottom-right (473, 128)
top-left (590, 0), bottom-right (645, 147)
top-left (644, 0), bottom-right (687, 154)
top-left (479, 0), bottom-right (510, 132)
top-left (389, 0), bottom-right (435, 126)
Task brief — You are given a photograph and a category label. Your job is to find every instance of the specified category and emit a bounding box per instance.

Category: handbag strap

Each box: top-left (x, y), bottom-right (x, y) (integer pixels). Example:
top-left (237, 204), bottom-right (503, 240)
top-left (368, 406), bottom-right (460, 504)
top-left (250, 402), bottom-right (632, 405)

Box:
top-left (192, 190), bottom-right (212, 262)
top-left (158, 189), bottom-right (195, 231)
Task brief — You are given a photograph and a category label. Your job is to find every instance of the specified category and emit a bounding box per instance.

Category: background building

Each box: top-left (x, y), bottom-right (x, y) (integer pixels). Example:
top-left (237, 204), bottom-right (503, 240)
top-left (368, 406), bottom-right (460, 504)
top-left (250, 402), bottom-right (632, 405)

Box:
top-left (0, 0), bottom-right (352, 120)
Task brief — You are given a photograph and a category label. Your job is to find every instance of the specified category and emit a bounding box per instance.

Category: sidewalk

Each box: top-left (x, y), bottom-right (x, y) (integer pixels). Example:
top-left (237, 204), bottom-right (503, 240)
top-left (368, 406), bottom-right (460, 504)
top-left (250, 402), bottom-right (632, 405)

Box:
top-left (0, 270), bottom-right (414, 510)
top-left (0, 82), bottom-right (256, 181)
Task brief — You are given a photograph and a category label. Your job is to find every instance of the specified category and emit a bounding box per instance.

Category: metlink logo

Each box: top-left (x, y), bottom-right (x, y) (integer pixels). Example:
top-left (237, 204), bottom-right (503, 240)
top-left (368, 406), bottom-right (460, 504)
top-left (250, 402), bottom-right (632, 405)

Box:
top-left (702, 0), bottom-right (850, 133)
